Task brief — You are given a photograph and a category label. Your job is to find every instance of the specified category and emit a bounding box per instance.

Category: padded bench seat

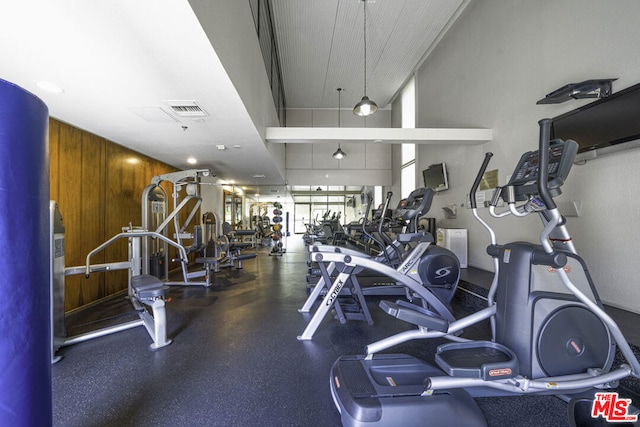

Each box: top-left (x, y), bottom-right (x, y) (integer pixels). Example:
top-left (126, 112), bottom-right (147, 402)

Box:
top-left (235, 253), bottom-right (257, 260)
top-left (230, 242), bottom-right (253, 249)
top-left (131, 274), bottom-right (168, 299)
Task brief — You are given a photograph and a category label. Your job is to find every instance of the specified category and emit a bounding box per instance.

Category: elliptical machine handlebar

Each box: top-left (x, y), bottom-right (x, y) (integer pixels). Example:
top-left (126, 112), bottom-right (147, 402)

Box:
top-left (537, 118), bottom-right (566, 255)
top-left (377, 191), bottom-right (401, 262)
top-left (360, 191), bottom-right (392, 261)
top-left (377, 191), bottom-right (393, 239)
top-left (536, 118), bottom-right (557, 211)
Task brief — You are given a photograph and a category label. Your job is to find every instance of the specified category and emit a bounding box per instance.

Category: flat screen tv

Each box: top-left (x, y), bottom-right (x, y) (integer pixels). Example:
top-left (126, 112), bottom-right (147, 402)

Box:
top-left (422, 162), bottom-right (449, 192)
top-left (551, 81), bottom-right (640, 161)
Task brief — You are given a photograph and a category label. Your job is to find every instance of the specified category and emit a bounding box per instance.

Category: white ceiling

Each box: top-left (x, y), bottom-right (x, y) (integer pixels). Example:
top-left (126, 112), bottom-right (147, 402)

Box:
top-left (0, 0), bottom-right (469, 198)
top-left (271, 0), bottom-right (467, 109)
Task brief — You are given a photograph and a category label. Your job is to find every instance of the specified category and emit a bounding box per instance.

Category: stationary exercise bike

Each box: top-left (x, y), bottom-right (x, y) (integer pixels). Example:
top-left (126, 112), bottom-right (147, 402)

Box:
top-left (329, 119), bottom-right (640, 426)
top-left (298, 187), bottom-right (460, 340)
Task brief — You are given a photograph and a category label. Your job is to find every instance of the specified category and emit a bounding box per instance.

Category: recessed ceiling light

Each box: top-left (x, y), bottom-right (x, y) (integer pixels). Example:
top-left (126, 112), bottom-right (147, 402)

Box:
top-left (233, 144), bottom-right (242, 149)
top-left (187, 157), bottom-right (197, 164)
top-left (216, 145), bottom-right (227, 151)
top-left (252, 174), bottom-right (266, 178)
top-left (36, 81), bottom-right (64, 94)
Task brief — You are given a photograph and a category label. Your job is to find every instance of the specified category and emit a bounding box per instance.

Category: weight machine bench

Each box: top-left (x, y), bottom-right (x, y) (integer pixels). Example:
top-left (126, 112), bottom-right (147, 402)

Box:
top-left (196, 250), bottom-right (257, 286)
top-left (128, 274), bottom-right (172, 350)
top-left (54, 228), bottom-right (182, 361)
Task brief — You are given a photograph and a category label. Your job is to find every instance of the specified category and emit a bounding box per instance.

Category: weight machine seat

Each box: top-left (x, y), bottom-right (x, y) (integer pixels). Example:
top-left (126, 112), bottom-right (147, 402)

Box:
top-left (131, 274), bottom-right (168, 299)
top-left (230, 242), bottom-right (253, 249)
top-left (234, 253), bottom-right (257, 261)
top-left (234, 230), bottom-right (256, 236)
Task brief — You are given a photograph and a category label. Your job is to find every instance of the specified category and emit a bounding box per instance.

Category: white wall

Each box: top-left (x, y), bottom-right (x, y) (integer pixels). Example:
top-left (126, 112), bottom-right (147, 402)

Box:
top-left (188, 0), bottom-right (285, 180)
top-left (200, 184), bottom-right (224, 225)
top-left (389, 95), bottom-right (403, 208)
top-left (415, 0), bottom-right (640, 312)
top-left (285, 108), bottom-right (393, 186)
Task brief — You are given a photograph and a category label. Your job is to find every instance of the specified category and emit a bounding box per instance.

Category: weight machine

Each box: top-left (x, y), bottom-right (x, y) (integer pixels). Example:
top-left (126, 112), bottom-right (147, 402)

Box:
top-left (51, 202), bottom-right (183, 362)
top-left (141, 168), bottom-right (213, 285)
top-left (195, 211), bottom-right (257, 286)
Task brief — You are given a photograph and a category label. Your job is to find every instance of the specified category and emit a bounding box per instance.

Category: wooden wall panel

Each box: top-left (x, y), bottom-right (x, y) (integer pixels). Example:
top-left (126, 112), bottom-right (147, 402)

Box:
top-left (57, 122), bottom-right (85, 310)
top-left (49, 119), bottom-right (60, 203)
top-left (78, 131), bottom-right (106, 303)
top-left (49, 119), bottom-right (180, 311)
top-left (103, 143), bottom-right (140, 295)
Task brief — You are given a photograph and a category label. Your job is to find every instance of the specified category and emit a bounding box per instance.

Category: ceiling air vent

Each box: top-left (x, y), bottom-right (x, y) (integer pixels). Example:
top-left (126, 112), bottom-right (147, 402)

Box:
top-left (163, 100), bottom-right (208, 117)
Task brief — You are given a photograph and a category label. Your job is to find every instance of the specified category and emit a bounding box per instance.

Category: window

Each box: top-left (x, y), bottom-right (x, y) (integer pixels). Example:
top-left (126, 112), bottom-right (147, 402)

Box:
top-left (374, 186), bottom-right (383, 209)
top-left (401, 162), bottom-right (415, 199)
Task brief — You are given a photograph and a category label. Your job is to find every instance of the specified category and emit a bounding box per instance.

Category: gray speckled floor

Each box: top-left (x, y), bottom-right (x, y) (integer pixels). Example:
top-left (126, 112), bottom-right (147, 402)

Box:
top-left (52, 237), bottom-right (640, 427)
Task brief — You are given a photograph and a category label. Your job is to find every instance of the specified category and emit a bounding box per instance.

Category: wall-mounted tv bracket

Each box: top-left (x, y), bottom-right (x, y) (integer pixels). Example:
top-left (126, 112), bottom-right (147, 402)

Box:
top-left (536, 78), bottom-right (617, 104)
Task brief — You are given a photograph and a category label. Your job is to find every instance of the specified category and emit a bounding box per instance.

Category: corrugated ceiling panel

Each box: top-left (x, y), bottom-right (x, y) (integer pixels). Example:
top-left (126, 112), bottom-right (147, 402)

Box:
top-left (271, 0), bottom-right (467, 109)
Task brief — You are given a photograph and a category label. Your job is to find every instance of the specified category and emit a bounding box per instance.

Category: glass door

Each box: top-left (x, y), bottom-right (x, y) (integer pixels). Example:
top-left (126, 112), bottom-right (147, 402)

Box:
top-left (294, 203), bottom-right (310, 234)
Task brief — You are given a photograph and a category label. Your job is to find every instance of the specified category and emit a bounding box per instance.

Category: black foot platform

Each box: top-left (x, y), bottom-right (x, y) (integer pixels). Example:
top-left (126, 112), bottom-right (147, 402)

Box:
top-left (330, 354), bottom-right (487, 427)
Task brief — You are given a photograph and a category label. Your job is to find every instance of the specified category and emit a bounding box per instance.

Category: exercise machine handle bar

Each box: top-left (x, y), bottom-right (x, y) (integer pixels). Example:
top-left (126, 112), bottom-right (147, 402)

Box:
top-left (371, 192), bottom-right (395, 264)
top-left (377, 191), bottom-right (396, 247)
top-left (359, 192), bottom-right (388, 261)
top-left (360, 192), bottom-right (381, 251)
top-left (537, 118), bottom-right (557, 211)
top-left (469, 152), bottom-right (499, 340)
top-left (537, 118), bottom-right (565, 254)
top-left (84, 230), bottom-right (189, 282)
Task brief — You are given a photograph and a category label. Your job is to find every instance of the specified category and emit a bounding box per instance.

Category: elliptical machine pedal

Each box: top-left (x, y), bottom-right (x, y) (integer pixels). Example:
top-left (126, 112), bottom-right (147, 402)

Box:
top-left (330, 353), bottom-right (487, 427)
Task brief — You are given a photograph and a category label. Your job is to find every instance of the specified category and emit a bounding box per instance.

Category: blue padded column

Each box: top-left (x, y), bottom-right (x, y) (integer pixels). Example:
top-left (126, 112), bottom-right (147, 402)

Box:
top-left (0, 79), bottom-right (51, 426)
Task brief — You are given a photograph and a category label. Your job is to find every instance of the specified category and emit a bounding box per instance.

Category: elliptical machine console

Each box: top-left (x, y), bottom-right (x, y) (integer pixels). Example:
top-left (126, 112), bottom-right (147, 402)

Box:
top-left (506, 138), bottom-right (578, 201)
top-left (394, 187), bottom-right (432, 224)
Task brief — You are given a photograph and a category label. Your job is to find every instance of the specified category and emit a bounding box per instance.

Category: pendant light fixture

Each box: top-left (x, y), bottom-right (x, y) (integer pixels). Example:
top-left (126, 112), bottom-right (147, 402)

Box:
top-left (353, 0), bottom-right (377, 117)
top-left (333, 88), bottom-right (347, 159)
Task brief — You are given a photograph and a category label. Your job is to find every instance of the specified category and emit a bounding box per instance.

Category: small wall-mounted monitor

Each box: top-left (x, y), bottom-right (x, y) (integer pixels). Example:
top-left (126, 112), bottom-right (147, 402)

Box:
top-left (422, 162), bottom-right (449, 192)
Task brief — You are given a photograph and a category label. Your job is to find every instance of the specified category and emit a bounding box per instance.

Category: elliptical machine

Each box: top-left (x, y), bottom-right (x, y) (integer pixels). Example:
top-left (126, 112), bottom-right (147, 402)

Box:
top-left (298, 187), bottom-right (461, 340)
top-left (329, 119), bottom-right (640, 426)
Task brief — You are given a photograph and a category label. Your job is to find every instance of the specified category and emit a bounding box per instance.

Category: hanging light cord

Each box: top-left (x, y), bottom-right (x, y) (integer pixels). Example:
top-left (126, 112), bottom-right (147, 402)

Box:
top-left (338, 88), bottom-right (342, 150)
top-left (363, 0), bottom-right (368, 96)
top-left (338, 88), bottom-right (342, 127)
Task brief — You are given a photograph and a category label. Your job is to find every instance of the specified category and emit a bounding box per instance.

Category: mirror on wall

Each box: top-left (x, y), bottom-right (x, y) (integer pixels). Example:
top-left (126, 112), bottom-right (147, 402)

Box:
top-left (224, 190), bottom-right (243, 229)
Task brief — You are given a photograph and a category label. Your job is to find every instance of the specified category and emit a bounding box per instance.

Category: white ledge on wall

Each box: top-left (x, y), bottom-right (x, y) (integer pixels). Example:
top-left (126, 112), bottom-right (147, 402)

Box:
top-left (265, 127), bottom-right (492, 145)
